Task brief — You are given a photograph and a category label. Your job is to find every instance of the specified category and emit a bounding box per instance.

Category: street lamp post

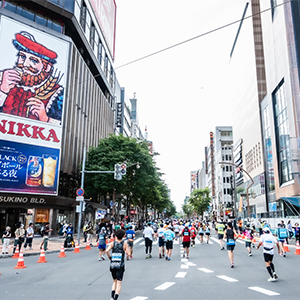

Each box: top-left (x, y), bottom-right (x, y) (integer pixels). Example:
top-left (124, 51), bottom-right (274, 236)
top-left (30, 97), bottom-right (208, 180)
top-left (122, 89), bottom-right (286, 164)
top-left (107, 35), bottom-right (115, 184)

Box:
top-left (219, 161), bottom-right (254, 219)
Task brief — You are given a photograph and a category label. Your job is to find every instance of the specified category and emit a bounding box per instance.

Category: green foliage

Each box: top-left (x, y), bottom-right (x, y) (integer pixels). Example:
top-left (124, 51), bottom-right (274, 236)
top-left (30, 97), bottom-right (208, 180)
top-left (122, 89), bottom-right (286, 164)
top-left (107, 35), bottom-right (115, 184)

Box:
top-left (84, 135), bottom-right (174, 217)
top-left (188, 188), bottom-right (211, 216)
top-left (182, 203), bottom-right (194, 218)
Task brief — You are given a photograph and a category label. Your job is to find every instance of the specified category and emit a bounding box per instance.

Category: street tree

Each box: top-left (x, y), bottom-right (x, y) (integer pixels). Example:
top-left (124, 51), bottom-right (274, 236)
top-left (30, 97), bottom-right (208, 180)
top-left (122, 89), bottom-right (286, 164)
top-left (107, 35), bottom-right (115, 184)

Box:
top-left (188, 188), bottom-right (211, 217)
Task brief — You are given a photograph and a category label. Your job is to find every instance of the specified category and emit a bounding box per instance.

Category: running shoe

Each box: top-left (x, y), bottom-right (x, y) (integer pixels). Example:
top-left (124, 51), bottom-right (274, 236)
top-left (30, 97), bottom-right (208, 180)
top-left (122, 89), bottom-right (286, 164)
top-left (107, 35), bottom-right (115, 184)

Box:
top-left (168, 257), bottom-right (171, 261)
top-left (165, 256), bottom-right (168, 260)
top-left (98, 257), bottom-right (103, 261)
top-left (273, 272), bottom-right (278, 279)
top-left (102, 255), bottom-right (105, 260)
top-left (159, 254), bottom-right (162, 258)
top-left (268, 277), bottom-right (275, 282)
top-left (283, 253), bottom-right (286, 257)
top-left (186, 256), bottom-right (189, 259)
top-left (231, 263), bottom-right (234, 268)
top-left (248, 253), bottom-right (252, 257)
top-left (146, 255), bottom-right (149, 259)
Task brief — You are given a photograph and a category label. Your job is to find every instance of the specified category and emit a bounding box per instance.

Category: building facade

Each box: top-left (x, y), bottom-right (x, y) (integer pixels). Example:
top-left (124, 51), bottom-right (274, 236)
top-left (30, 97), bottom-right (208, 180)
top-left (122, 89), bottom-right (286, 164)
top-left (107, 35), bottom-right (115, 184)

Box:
top-left (0, 0), bottom-right (116, 234)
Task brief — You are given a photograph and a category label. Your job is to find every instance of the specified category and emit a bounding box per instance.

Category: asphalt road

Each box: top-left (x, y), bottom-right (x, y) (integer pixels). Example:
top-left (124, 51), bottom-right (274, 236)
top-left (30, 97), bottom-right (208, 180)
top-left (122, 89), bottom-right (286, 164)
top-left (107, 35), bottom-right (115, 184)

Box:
top-left (0, 232), bottom-right (299, 300)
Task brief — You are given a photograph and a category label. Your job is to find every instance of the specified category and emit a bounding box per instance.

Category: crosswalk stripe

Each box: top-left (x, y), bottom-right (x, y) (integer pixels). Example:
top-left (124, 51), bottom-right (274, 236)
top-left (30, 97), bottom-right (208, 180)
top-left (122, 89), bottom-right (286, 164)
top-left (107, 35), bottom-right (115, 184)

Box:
top-left (130, 297), bottom-right (148, 300)
top-left (155, 282), bottom-right (175, 290)
top-left (181, 258), bottom-right (188, 262)
top-left (175, 272), bottom-right (187, 278)
top-left (203, 237), bottom-right (213, 244)
top-left (248, 287), bottom-right (280, 296)
top-left (134, 238), bottom-right (143, 245)
top-left (217, 275), bottom-right (238, 282)
top-left (198, 268), bottom-right (214, 273)
top-left (210, 237), bottom-right (220, 244)
top-left (185, 261), bottom-right (196, 266)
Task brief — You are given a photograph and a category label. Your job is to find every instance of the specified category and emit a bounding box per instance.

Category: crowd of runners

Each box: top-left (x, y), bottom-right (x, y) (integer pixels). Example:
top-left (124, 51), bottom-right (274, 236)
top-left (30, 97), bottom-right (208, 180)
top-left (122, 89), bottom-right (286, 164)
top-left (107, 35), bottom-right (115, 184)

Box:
top-left (96, 218), bottom-right (299, 300)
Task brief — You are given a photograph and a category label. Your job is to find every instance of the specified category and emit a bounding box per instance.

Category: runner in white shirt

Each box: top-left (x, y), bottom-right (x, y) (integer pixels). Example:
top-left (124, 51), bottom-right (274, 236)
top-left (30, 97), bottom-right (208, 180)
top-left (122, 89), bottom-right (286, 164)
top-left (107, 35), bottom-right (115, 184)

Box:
top-left (256, 227), bottom-right (280, 282)
top-left (157, 224), bottom-right (166, 258)
top-left (174, 223), bottom-right (180, 240)
top-left (143, 223), bottom-right (154, 259)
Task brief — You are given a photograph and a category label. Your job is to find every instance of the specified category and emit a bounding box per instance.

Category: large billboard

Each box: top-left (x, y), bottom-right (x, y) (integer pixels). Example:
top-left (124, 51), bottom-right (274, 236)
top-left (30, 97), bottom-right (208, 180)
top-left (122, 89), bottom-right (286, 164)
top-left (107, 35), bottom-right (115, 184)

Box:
top-left (89, 0), bottom-right (116, 60)
top-left (0, 16), bottom-right (69, 195)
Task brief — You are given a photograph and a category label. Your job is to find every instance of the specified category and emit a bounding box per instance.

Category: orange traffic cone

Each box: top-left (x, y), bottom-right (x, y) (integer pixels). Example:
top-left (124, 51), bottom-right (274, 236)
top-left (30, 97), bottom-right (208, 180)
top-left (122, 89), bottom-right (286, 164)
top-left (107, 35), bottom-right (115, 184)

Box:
top-left (294, 241), bottom-right (300, 255)
top-left (73, 242), bottom-right (80, 253)
top-left (12, 245), bottom-right (20, 259)
top-left (85, 239), bottom-right (92, 250)
top-left (252, 237), bottom-right (257, 243)
top-left (283, 241), bottom-right (290, 252)
top-left (58, 243), bottom-right (67, 258)
top-left (14, 250), bottom-right (26, 269)
top-left (242, 235), bottom-right (245, 240)
top-left (37, 249), bottom-right (47, 263)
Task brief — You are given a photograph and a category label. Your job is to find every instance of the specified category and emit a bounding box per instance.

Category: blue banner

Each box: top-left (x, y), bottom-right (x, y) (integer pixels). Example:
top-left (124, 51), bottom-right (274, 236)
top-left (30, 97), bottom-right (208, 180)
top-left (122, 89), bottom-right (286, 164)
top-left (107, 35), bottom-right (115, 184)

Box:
top-left (0, 140), bottom-right (59, 195)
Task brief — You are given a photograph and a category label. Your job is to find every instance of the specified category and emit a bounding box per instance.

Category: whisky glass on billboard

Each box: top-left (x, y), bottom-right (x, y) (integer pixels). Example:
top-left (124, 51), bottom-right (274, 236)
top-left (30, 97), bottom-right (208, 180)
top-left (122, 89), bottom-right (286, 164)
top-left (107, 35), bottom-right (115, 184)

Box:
top-left (42, 155), bottom-right (57, 187)
top-left (26, 156), bottom-right (43, 186)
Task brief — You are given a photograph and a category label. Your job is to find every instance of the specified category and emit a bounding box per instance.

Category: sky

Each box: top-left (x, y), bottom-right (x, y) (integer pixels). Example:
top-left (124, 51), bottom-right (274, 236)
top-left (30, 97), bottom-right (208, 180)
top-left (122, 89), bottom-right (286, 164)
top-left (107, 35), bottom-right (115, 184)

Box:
top-left (114, 0), bottom-right (248, 211)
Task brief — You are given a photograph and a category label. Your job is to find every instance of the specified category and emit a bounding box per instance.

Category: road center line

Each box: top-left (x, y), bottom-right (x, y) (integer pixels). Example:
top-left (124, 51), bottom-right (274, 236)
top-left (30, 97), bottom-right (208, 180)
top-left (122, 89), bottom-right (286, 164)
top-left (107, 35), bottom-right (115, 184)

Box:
top-left (217, 275), bottom-right (239, 282)
top-left (175, 272), bottom-right (187, 278)
top-left (181, 264), bottom-right (189, 269)
top-left (130, 297), bottom-right (148, 300)
top-left (155, 282), bottom-right (175, 290)
top-left (198, 268), bottom-right (214, 273)
top-left (248, 287), bottom-right (280, 296)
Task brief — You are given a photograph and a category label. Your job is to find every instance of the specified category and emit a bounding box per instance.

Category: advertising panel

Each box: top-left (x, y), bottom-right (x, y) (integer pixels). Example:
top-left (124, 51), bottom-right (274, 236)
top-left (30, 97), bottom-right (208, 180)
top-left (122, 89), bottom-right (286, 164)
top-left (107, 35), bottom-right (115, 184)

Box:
top-left (88, 0), bottom-right (116, 60)
top-left (0, 16), bottom-right (69, 195)
top-left (190, 171), bottom-right (198, 192)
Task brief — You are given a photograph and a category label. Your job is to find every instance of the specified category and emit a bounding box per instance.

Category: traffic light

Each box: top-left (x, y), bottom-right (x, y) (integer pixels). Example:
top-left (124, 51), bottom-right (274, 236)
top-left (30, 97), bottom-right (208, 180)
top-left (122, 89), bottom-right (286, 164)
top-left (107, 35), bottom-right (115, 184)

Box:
top-left (120, 163), bottom-right (126, 175)
top-left (114, 164), bottom-right (122, 180)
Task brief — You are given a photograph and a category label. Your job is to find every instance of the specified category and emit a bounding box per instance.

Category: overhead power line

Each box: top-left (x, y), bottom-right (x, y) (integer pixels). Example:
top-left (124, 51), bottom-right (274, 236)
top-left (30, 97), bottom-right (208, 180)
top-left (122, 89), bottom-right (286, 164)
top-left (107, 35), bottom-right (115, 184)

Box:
top-left (115, 0), bottom-right (291, 70)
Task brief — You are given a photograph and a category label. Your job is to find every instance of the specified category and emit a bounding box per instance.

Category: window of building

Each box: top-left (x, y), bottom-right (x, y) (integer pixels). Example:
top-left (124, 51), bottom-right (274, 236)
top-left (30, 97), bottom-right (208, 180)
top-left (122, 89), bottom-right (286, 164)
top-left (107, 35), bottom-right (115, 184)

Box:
top-left (227, 177), bottom-right (229, 183)
top-left (223, 177), bottom-right (226, 183)
top-left (270, 0), bottom-right (277, 20)
top-left (90, 22), bottom-right (95, 50)
top-left (3, 1), bottom-right (63, 33)
top-left (104, 55), bottom-right (108, 77)
top-left (224, 188), bottom-right (226, 195)
top-left (80, 1), bottom-right (87, 32)
top-left (273, 80), bottom-right (293, 185)
top-left (225, 155), bottom-right (228, 161)
top-left (227, 188), bottom-right (231, 195)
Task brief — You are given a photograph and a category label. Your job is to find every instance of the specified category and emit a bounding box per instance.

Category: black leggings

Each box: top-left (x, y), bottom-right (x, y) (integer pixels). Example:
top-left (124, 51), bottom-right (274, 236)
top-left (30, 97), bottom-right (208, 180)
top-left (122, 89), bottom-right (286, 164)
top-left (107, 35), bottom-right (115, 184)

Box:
top-left (145, 237), bottom-right (152, 254)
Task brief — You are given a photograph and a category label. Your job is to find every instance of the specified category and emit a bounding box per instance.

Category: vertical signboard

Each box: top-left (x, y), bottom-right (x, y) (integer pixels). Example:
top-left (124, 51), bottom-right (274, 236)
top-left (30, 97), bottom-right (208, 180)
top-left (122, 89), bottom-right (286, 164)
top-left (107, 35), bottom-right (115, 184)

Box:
top-left (190, 171), bottom-right (198, 193)
top-left (88, 0), bottom-right (116, 60)
top-left (0, 16), bottom-right (69, 195)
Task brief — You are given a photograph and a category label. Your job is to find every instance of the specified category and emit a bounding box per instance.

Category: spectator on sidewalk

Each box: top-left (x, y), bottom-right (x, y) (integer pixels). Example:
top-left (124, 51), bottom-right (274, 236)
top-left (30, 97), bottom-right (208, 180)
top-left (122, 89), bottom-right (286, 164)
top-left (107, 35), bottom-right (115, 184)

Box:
top-left (86, 221), bottom-right (93, 245)
top-left (2, 226), bottom-right (11, 254)
top-left (13, 223), bottom-right (25, 253)
top-left (40, 222), bottom-right (53, 251)
top-left (83, 221), bottom-right (88, 242)
top-left (24, 223), bottom-right (34, 250)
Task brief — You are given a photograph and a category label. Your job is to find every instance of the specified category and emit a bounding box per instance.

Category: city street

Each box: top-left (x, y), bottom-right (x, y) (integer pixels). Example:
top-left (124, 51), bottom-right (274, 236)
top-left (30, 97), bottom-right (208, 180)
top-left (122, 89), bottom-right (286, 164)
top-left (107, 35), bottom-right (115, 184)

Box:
top-left (1, 232), bottom-right (300, 300)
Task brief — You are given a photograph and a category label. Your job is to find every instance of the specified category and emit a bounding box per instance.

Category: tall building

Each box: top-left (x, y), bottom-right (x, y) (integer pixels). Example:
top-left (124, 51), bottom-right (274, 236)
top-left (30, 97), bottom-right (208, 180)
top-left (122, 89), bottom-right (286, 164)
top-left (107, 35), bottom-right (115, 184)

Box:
top-left (0, 0), bottom-right (117, 233)
top-left (229, 0), bottom-right (300, 218)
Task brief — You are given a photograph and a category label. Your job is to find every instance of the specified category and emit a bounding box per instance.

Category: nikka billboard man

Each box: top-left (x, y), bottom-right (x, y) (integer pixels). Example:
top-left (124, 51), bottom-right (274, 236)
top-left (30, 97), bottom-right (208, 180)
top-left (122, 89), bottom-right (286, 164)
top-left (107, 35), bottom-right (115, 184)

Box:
top-left (0, 31), bottom-right (63, 125)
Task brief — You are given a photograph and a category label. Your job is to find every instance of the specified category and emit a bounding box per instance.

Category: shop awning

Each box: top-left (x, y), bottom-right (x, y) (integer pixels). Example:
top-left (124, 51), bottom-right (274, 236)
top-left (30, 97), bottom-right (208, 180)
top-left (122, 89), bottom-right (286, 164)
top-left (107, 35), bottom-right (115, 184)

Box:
top-left (281, 197), bottom-right (300, 208)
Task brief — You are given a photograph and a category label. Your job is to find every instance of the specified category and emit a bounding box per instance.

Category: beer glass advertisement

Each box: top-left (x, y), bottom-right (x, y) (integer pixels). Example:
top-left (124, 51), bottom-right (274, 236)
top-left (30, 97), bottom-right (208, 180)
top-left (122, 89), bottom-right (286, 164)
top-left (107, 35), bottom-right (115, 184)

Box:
top-left (0, 16), bottom-right (70, 195)
top-left (0, 140), bottom-right (59, 194)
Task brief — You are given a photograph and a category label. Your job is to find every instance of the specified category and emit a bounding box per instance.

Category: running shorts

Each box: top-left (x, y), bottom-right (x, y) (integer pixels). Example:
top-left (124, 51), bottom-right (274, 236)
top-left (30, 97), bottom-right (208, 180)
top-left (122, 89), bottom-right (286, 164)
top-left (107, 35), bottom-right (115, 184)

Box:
top-left (127, 240), bottom-right (133, 248)
top-left (166, 241), bottom-right (173, 250)
top-left (205, 233), bottom-right (210, 236)
top-left (158, 237), bottom-right (165, 247)
top-left (98, 243), bottom-right (106, 250)
top-left (227, 244), bottom-right (235, 251)
top-left (218, 234), bottom-right (224, 240)
top-left (245, 241), bottom-right (252, 248)
top-left (199, 233), bottom-right (204, 236)
top-left (182, 241), bottom-right (190, 248)
top-left (263, 253), bottom-right (274, 262)
top-left (110, 266), bottom-right (125, 281)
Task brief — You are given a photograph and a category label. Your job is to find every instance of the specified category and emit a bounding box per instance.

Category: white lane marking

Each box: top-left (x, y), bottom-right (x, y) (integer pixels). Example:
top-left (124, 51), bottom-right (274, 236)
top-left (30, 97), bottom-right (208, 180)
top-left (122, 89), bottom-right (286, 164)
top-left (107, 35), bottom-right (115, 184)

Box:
top-left (180, 250), bottom-right (184, 253)
top-left (130, 297), bottom-right (148, 300)
top-left (248, 287), bottom-right (280, 296)
top-left (198, 268), bottom-right (214, 273)
top-left (185, 262), bottom-right (196, 266)
top-left (175, 272), bottom-right (187, 278)
top-left (181, 258), bottom-right (188, 262)
top-left (133, 238), bottom-right (143, 245)
top-left (203, 237), bottom-right (213, 244)
top-left (217, 275), bottom-right (239, 282)
top-left (210, 237), bottom-right (220, 244)
top-left (236, 239), bottom-right (244, 244)
top-left (155, 282), bottom-right (175, 290)
top-left (174, 239), bottom-right (179, 244)
top-left (153, 239), bottom-right (158, 245)
top-left (181, 264), bottom-right (189, 269)
top-left (195, 238), bottom-right (200, 244)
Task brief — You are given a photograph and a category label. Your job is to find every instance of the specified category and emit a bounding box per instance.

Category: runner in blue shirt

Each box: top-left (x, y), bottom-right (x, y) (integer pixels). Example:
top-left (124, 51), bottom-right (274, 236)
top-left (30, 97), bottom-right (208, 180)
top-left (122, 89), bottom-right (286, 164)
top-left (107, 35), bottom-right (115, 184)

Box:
top-left (125, 226), bottom-right (135, 260)
top-left (163, 225), bottom-right (175, 261)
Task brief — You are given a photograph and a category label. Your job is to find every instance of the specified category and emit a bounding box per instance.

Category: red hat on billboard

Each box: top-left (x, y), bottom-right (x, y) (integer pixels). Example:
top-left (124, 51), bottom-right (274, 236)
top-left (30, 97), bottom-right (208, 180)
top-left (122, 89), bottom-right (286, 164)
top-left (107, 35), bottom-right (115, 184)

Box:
top-left (13, 31), bottom-right (57, 64)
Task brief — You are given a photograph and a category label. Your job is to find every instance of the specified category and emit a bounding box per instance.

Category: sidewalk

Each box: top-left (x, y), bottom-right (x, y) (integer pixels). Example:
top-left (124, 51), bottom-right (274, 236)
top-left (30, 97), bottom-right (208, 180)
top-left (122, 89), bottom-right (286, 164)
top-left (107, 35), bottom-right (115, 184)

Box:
top-left (0, 235), bottom-right (94, 259)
